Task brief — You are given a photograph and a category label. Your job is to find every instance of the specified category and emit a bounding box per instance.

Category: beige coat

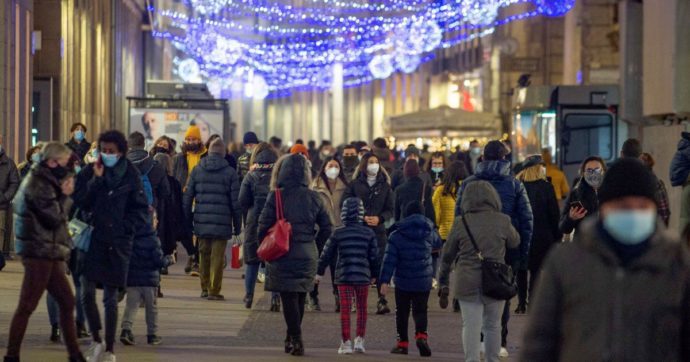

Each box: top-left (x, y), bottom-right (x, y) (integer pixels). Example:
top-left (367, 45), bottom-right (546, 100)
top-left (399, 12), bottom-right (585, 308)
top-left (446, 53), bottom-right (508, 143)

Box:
top-left (312, 177), bottom-right (347, 228)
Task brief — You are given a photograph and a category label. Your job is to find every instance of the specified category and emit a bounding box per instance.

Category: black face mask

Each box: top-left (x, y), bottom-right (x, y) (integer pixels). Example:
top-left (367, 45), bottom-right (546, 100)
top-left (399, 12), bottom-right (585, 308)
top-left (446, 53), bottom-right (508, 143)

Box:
top-left (153, 146), bottom-right (168, 155)
top-left (184, 142), bottom-right (201, 153)
top-left (343, 156), bottom-right (358, 168)
top-left (48, 164), bottom-right (69, 181)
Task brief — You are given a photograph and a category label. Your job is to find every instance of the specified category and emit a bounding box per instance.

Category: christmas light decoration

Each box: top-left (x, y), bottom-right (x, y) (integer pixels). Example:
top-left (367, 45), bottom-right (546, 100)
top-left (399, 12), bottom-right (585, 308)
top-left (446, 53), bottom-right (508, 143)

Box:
top-left (152, 0), bottom-right (575, 97)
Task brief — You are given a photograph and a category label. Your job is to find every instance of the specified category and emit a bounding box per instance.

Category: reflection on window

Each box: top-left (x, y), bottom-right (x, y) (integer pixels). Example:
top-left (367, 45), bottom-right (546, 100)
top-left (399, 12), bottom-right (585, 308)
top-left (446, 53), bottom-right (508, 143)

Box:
top-left (563, 114), bottom-right (613, 165)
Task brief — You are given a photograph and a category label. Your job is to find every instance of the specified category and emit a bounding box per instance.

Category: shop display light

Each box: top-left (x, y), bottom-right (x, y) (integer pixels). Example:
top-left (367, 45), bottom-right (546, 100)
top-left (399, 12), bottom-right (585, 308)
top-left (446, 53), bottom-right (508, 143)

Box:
top-left (153, 0), bottom-right (574, 97)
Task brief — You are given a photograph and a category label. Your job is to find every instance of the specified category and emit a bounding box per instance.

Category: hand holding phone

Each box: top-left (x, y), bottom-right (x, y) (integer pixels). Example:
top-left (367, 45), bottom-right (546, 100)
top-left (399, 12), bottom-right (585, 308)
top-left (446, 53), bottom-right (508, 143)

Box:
top-left (569, 201), bottom-right (587, 220)
top-left (94, 155), bottom-right (104, 177)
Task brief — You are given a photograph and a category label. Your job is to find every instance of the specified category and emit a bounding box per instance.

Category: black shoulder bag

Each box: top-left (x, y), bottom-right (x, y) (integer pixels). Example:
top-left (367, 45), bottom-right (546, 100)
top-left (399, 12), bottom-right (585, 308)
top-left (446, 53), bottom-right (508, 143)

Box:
top-left (461, 215), bottom-right (517, 300)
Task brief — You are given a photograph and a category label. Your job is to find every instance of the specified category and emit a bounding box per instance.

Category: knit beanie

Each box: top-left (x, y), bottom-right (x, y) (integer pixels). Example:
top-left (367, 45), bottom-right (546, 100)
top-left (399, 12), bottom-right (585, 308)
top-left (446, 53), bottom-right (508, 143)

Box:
top-left (341, 197), bottom-right (365, 225)
top-left (209, 138), bottom-right (226, 156)
top-left (290, 144), bottom-right (310, 159)
top-left (598, 158), bottom-right (658, 206)
top-left (243, 131), bottom-right (259, 145)
top-left (405, 145), bottom-right (420, 158)
top-left (185, 125), bottom-right (201, 140)
top-left (403, 158), bottom-right (420, 178)
top-left (484, 140), bottom-right (508, 161)
top-left (404, 200), bottom-right (424, 218)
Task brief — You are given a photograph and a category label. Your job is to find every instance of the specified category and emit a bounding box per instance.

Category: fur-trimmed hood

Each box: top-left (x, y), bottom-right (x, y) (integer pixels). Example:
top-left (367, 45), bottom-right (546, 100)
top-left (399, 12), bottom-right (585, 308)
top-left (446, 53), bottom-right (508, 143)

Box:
top-left (271, 154), bottom-right (312, 190)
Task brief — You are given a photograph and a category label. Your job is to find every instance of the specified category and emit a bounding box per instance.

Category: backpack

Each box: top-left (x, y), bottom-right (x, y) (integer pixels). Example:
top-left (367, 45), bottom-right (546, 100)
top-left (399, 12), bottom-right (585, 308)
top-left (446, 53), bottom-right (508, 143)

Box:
top-left (141, 163), bottom-right (155, 206)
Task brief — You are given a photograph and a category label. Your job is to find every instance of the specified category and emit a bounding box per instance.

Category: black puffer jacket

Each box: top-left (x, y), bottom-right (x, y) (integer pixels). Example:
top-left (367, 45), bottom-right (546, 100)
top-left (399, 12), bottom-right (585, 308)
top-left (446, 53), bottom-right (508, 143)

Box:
top-left (13, 164), bottom-right (73, 260)
top-left (184, 154), bottom-right (242, 239)
top-left (127, 149), bottom-right (170, 209)
top-left (342, 170), bottom-right (394, 247)
top-left (239, 149), bottom-right (277, 265)
top-left (523, 179), bottom-right (562, 271)
top-left (127, 226), bottom-right (170, 287)
top-left (258, 154), bottom-right (333, 293)
top-left (158, 176), bottom-right (186, 255)
top-left (73, 157), bottom-right (150, 288)
top-left (317, 197), bottom-right (379, 285)
top-left (394, 176), bottom-right (435, 223)
top-left (560, 178), bottom-right (599, 235)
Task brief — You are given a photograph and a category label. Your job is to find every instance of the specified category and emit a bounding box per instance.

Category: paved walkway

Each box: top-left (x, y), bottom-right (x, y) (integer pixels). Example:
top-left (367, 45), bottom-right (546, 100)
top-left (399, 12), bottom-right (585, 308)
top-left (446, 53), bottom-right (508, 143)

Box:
top-left (0, 251), bottom-right (528, 361)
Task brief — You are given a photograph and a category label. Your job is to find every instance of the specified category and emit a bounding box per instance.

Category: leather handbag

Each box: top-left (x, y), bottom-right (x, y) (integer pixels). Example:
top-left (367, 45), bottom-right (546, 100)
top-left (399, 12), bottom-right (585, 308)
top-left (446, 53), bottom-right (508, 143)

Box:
top-left (461, 215), bottom-right (517, 300)
top-left (68, 209), bottom-right (93, 252)
top-left (257, 189), bottom-right (292, 262)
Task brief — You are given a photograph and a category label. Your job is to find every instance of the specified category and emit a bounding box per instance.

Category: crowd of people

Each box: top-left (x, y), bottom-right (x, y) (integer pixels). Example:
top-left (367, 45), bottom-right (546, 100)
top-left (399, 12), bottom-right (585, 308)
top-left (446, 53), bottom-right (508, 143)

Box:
top-left (2, 124), bottom-right (690, 362)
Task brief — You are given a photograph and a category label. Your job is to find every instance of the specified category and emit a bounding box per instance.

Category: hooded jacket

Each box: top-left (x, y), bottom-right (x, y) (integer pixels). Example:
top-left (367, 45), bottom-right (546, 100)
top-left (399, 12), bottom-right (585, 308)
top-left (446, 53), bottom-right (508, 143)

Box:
top-left (184, 154), bottom-right (242, 239)
top-left (257, 154), bottom-right (333, 293)
top-left (127, 226), bottom-right (170, 287)
top-left (13, 164), bottom-right (73, 261)
top-left (520, 218), bottom-right (690, 362)
top-left (454, 160), bottom-right (533, 266)
top-left (127, 149), bottom-right (170, 209)
top-left (317, 198), bottom-right (379, 285)
top-left (440, 181), bottom-right (519, 301)
top-left (379, 213), bottom-right (442, 292)
top-left (0, 150), bottom-right (19, 210)
top-left (239, 147), bottom-right (278, 265)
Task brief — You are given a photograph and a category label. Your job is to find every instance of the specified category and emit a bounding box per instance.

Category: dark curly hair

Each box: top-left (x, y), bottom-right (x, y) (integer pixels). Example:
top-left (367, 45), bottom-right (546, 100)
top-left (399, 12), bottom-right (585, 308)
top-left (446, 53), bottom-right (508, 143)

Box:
top-left (98, 130), bottom-right (128, 154)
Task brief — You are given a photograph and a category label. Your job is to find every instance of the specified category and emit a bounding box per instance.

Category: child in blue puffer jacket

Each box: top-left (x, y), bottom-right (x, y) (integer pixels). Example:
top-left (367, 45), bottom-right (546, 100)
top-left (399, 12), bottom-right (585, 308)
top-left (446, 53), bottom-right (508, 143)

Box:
top-left (380, 200), bottom-right (442, 358)
top-left (119, 212), bottom-right (173, 347)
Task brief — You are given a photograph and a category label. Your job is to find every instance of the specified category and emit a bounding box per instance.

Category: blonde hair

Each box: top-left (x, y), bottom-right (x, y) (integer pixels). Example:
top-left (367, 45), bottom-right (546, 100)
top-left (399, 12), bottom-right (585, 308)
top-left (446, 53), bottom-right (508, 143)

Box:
top-left (40, 142), bottom-right (72, 162)
top-left (517, 164), bottom-right (546, 182)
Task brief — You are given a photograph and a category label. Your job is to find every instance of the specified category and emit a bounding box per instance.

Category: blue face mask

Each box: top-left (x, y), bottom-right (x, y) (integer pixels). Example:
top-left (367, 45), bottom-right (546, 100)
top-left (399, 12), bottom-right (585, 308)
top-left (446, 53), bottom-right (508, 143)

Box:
top-left (432, 167), bottom-right (444, 174)
top-left (74, 130), bottom-right (85, 142)
top-left (74, 166), bottom-right (82, 174)
top-left (31, 153), bottom-right (41, 163)
top-left (603, 209), bottom-right (657, 245)
top-left (101, 153), bottom-right (120, 168)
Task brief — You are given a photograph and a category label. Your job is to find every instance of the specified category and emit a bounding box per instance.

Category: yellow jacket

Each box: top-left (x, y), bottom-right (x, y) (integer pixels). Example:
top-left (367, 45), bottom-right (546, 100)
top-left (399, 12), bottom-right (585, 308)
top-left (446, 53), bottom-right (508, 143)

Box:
top-left (432, 185), bottom-right (457, 240)
top-left (545, 163), bottom-right (569, 200)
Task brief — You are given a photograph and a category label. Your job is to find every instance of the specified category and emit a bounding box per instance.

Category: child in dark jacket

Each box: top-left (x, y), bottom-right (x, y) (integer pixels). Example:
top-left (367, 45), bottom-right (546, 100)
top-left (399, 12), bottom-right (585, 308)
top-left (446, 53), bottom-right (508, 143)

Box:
top-left (316, 197), bottom-right (379, 355)
top-left (120, 212), bottom-right (173, 346)
top-left (380, 200), bottom-right (442, 357)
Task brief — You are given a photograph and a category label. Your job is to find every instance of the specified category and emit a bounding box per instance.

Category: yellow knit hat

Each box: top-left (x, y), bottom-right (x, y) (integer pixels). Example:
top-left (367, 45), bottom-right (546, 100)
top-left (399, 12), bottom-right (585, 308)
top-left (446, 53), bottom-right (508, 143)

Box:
top-left (185, 125), bottom-right (201, 140)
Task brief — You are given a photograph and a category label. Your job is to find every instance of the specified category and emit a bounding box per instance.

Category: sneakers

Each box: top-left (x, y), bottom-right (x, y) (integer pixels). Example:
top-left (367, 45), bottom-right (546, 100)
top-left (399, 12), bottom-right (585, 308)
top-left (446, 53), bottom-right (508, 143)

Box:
top-left (500, 347), bottom-right (510, 358)
top-left (200, 290), bottom-right (209, 298)
top-left (120, 329), bottom-right (135, 346)
top-left (415, 332), bottom-right (432, 357)
top-left (439, 287), bottom-right (449, 309)
top-left (390, 341), bottom-right (409, 355)
top-left (257, 270), bottom-right (266, 283)
top-left (147, 335), bottom-right (162, 345)
top-left (376, 298), bottom-right (391, 315)
top-left (85, 342), bottom-right (104, 362)
top-left (101, 352), bottom-right (116, 362)
top-left (77, 322), bottom-right (90, 339)
top-left (354, 336), bottom-right (366, 353)
top-left (190, 263), bottom-right (200, 277)
top-left (244, 294), bottom-right (254, 309)
top-left (338, 340), bottom-right (353, 355)
top-left (207, 294), bottom-right (225, 301)
top-left (50, 325), bottom-right (61, 343)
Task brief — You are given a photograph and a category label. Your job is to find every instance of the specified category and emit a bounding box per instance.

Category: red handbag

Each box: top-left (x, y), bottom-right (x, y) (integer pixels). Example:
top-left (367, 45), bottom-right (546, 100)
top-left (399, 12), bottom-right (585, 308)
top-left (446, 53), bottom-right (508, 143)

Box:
top-left (230, 245), bottom-right (242, 269)
top-left (257, 189), bottom-right (291, 262)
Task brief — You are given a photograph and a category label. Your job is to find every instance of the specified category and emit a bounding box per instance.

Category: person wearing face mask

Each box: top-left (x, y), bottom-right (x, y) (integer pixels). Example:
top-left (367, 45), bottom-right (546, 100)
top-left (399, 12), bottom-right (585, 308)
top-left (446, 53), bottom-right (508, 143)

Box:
top-left (310, 157), bottom-right (349, 311)
top-left (559, 156), bottom-right (607, 235)
top-left (72, 130), bottom-right (150, 362)
top-left (514, 155), bottom-right (562, 315)
top-left (391, 145), bottom-right (432, 191)
top-left (238, 132), bottom-right (259, 183)
top-left (311, 141), bottom-right (334, 177)
top-left (149, 136), bottom-right (174, 157)
top-left (341, 145), bottom-right (359, 181)
top-left (17, 145), bottom-right (43, 180)
top-left (343, 153), bottom-right (394, 315)
top-left (426, 152), bottom-right (447, 188)
top-left (66, 123), bottom-right (91, 164)
top-left (459, 139), bottom-right (482, 176)
top-left (4, 142), bottom-right (87, 362)
top-left (520, 157), bottom-right (690, 362)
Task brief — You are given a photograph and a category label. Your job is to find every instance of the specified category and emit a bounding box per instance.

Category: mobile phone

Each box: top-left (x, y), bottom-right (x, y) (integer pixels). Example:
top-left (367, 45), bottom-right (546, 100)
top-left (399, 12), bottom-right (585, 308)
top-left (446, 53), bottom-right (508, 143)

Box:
top-left (570, 201), bottom-right (584, 209)
top-left (95, 154), bottom-right (103, 168)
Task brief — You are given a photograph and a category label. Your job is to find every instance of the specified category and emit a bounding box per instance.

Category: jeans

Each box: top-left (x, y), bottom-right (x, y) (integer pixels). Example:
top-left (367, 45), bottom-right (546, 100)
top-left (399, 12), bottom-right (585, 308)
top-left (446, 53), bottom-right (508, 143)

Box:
top-left (47, 273), bottom-right (85, 327)
top-left (244, 263), bottom-right (279, 298)
top-left (121, 286), bottom-right (158, 336)
top-left (81, 276), bottom-right (119, 352)
top-left (394, 289), bottom-right (430, 342)
top-left (459, 297), bottom-right (505, 362)
top-left (6, 259), bottom-right (80, 358)
top-left (280, 292), bottom-right (307, 337)
top-left (198, 238), bottom-right (228, 296)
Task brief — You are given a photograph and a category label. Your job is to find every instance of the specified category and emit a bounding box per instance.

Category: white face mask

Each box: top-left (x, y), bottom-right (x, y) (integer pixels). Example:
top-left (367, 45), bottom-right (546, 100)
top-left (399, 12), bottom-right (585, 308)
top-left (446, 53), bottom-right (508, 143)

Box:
top-left (367, 163), bottom-right (380, 176)
top-left (325, 167), bottom-right (340, 180)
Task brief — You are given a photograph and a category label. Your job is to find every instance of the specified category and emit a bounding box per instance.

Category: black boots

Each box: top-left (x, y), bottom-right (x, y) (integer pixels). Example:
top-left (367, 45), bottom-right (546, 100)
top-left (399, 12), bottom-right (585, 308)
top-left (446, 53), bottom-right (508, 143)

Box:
top-left (376, 297), bottom-right (390, 315)
top-left (244, 294), bottom-right (253, 309)
top-left (415, 332), bottom-right (432, 357)
top-left (452, 298), bottom-right (461, 313)
top-left (390, 341), bottom-right (409, 355)
top-left (270, 295), bottom-right (281, 312)
top-left (50, 325), bottom-right (61, 343)
top-left (284, 335), bottom-right (293, 354)
top-left (515, 303), bottom-right (527, 314)
top-left (439, 287), bottom-right (449, 309)
top-left (291, 335), bottom-right (305, 356)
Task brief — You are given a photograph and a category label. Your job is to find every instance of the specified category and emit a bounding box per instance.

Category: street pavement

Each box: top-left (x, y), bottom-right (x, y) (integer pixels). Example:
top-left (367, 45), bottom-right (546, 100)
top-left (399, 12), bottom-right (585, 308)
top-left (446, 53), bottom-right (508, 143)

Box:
top-left (0, 250), bottom-right (527, 361)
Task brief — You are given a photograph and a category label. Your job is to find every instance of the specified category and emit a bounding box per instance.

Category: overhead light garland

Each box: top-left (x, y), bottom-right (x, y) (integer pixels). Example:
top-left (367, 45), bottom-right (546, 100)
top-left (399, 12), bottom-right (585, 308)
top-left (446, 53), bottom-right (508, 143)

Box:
top-left (153, 0), bottom-right (575, 97)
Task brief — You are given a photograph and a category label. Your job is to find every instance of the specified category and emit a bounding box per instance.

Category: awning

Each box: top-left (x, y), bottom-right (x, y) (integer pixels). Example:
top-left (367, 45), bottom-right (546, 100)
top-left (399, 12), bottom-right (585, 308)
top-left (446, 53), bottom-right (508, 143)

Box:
top-left (386, 105), bottom-right (502, 139)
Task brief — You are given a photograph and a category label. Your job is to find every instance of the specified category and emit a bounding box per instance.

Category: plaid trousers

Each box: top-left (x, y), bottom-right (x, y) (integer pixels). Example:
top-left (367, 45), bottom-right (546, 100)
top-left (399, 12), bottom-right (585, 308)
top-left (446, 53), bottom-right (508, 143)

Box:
top-left (337, 284), bottom-right (369, 341)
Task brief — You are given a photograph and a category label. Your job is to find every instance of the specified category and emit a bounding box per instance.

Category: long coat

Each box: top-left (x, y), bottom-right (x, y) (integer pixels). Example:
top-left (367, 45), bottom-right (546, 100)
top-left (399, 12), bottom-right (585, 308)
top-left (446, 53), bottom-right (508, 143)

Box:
top-left (393, 175), bottom-right (435, 223)
top-left (342, 171), bottom-right (394, 249)
top-left (523, 179), bottom-right (562, 271)
top-left (73, 157), bottom-right (150, 288)
top-left (257, 155), bottom-right (332, 293)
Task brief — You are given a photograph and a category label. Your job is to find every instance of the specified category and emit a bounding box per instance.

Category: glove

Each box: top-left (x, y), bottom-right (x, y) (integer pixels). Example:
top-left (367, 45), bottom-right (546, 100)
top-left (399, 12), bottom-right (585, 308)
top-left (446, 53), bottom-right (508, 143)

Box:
top-left (314, 275), bottom-right (322, 284)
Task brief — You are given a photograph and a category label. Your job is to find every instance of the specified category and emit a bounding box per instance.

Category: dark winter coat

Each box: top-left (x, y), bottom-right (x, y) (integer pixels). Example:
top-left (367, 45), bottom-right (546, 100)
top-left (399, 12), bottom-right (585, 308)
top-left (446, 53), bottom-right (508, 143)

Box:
top-left (17, 161), bottom-right (32, 180)
top-left (670, 132), bottom-right (690, 187)
top-left (13, 164), bottom-right (73, 261)
top-left (317, 201), bottom-right (379, 286)
top-left (66, 138), bottom-right (91, 163)
top-left (379, 214), bottom-right (442, 292)
top-left (127, 149), bottom-right (170, 209)
top-left (523, 179), bottom-right (562, 272)
top-left (158, 176), bottom-right (186, 255)
top-left (391, 166), bottom-right (432, 191)
top-left (73, 157), bottom-right (150, 288)
top-left (237, 151), bottom-right (251, 181)
top-left (520, 218), bottom-right (690, 362)
top-left (127, 227), bottom-right (170, 287)
top-left (239, 149), bottom-right (278, 265)
top-left (342, 171), bottom-right (394, 247)
top-left (0, 151), bottom-right (20, 210)
top-left (440, 181), bottom-right (519, 301)
top-left (183, 154), bottom-right (242, 239)
top-left (559, 178), bottom-right (599, 235)
top-left (454, 160), bottom-right (533, 267)
top-left (257, 154), bottom-right (333, 293)
top-left (393, 176), bottom-right (435, 224)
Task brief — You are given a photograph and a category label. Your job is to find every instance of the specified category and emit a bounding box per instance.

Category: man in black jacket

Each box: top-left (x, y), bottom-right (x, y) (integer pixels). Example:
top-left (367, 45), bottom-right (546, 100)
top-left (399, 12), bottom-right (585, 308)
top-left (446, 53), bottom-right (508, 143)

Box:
top-left (0, 133), bottom-right (19, 258)
top-left (127, 132), bottom-right (170, 210)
